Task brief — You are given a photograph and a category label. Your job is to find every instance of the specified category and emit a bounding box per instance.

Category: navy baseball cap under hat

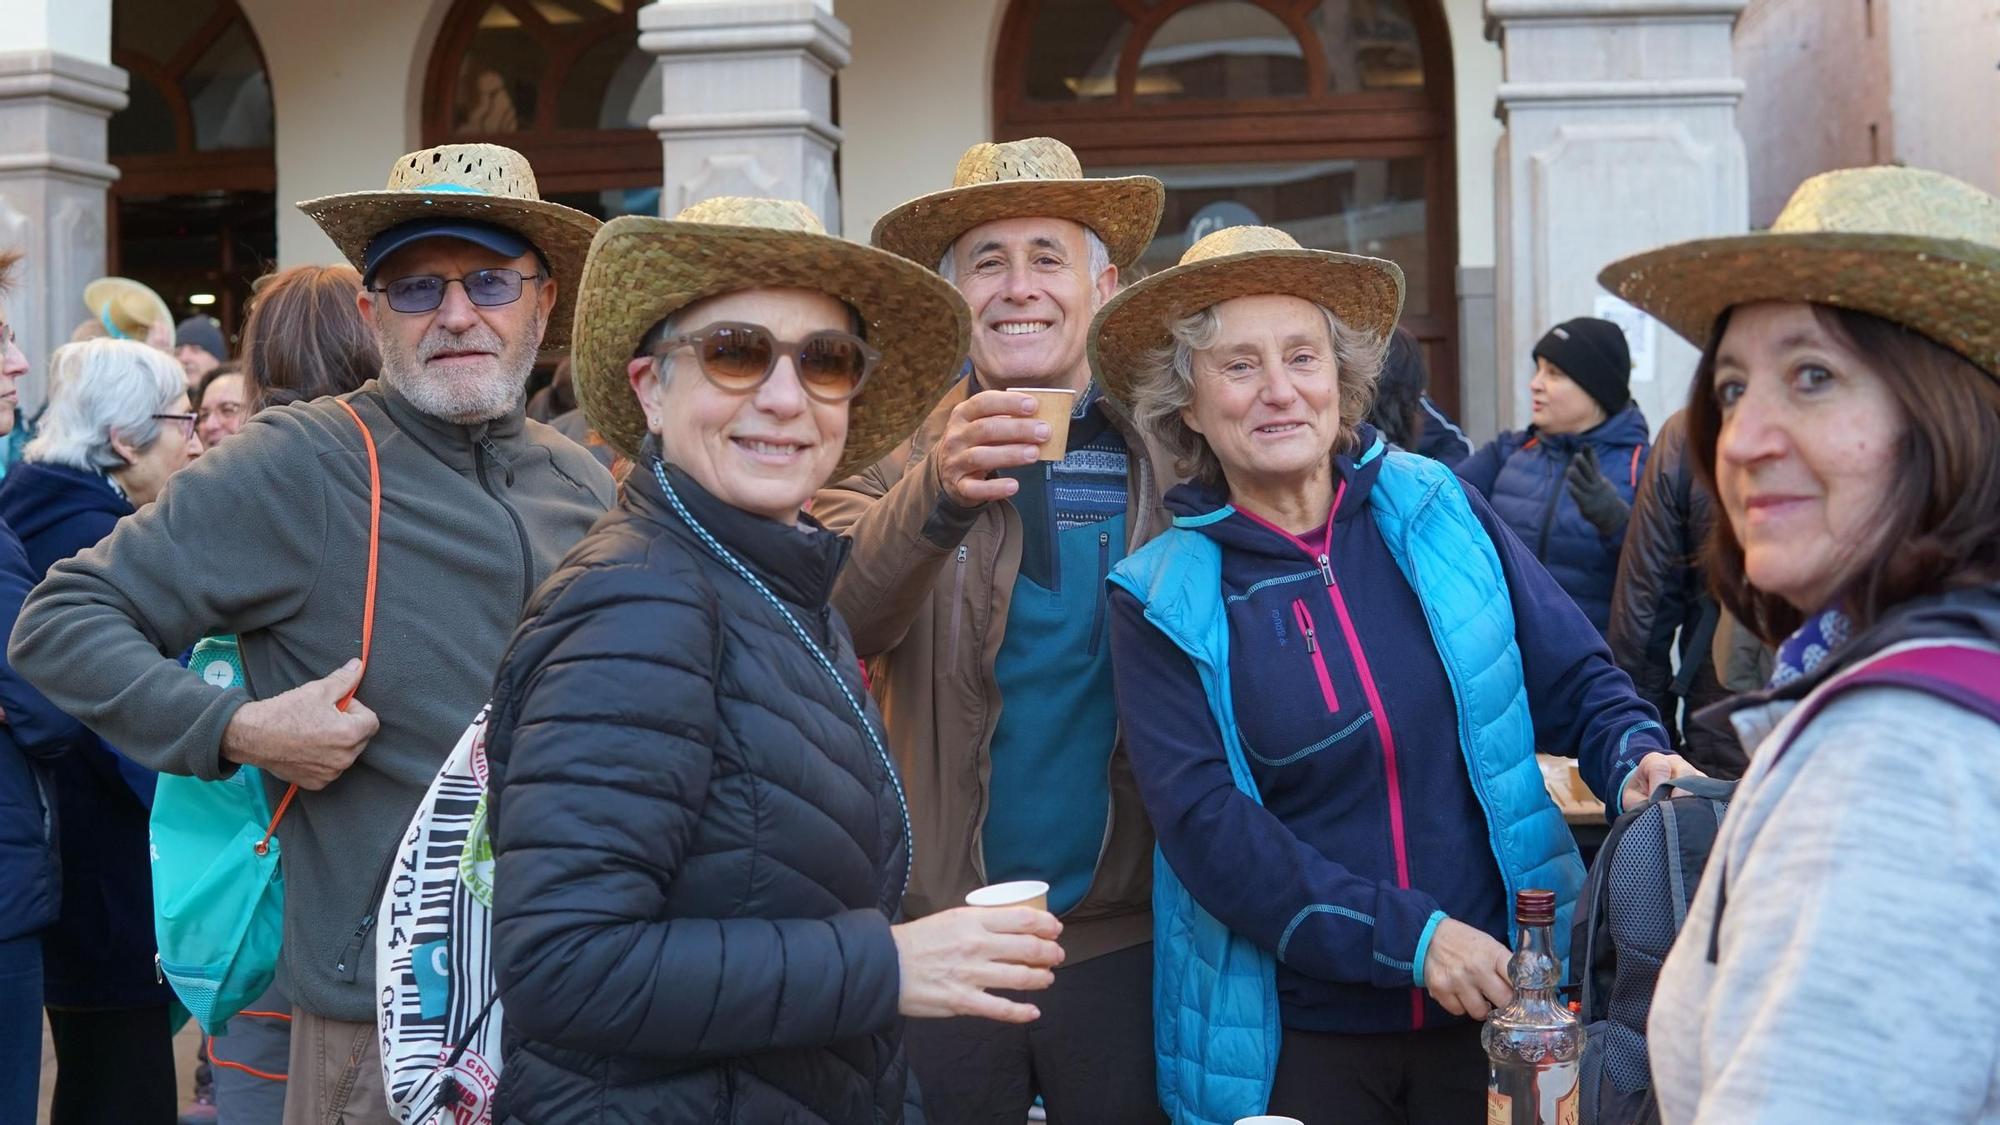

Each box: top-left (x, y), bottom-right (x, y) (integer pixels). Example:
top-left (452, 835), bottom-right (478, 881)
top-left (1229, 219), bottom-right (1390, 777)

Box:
top-left (360, 218), bottom-right (543, 285)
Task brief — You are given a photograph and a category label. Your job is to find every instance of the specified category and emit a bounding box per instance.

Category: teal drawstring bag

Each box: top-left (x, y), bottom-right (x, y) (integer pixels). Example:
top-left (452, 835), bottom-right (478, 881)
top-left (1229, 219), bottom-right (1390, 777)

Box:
top-left (151, 636), bottom-right (287, 1034)
top-left (149, 399), bottom-right (381, 1035)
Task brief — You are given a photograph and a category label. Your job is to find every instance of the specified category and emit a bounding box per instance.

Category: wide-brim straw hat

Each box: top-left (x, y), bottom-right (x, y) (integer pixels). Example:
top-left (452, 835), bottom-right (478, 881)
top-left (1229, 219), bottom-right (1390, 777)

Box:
top-left (1600, 165), bottom-right (2000, 376)
top-left (82, 277), bottom-right (173, 341)
top-left (572, 197), bottom-right (971, 482)
top-left (872, 137), bottom-right (1164, 271)
top-left (1089, 225), bottom-right (1405, 403)
top-left (297, 143), bottom-right (600, 347)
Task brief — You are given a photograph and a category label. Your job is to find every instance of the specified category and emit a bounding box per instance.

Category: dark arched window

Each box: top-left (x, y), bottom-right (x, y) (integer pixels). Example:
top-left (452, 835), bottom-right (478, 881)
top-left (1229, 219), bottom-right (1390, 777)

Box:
top-left (996, 0), bottom-right (1458, 413)
top-left (424, 0), bottom-right (662, 220)
top-left (109, 0), bottom-right (278, 338)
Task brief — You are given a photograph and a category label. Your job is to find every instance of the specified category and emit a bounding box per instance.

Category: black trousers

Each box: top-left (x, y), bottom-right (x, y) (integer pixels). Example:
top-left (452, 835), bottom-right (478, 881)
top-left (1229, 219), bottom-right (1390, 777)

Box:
top-left (1266, 1019), bottom-right (1487, 1125)
top-left (45, 1005), bottom-right (179, 1125)
top-left (903, 942), bottom-right (1164, 1125)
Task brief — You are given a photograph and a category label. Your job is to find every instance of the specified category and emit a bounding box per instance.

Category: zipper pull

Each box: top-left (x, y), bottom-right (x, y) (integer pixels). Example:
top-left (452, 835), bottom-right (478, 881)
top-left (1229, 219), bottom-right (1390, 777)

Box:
top-left (1317, 553), bottom-right (1335, 586)
top-left (1303, 624), bottom-right (1318, 654)
top-left (154, 954), bottom-right (164, 984)
top-left (477, 435), bottom-right (515, 486)
top-left (333, 913), bottom-right (375, 981)
top-left (957, 545), bottom-right (968, 564)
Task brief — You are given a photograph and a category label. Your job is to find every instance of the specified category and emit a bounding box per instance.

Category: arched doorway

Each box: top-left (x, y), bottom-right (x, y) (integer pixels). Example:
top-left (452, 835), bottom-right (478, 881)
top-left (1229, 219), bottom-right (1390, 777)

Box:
top-left (423, 0), bottom-right (664, 220)
top-left (109, 0), bottom-right (278, 341)
top-left (994, 0), bottom-right (1458, 414)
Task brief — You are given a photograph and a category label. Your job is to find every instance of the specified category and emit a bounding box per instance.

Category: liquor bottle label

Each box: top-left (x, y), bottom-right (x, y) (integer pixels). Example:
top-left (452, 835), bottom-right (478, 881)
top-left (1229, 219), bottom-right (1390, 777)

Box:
top-left (1557, 1083), bottom-right (1579, 1125)
top-left (1487, 1091), bottom-right (1511, 1125)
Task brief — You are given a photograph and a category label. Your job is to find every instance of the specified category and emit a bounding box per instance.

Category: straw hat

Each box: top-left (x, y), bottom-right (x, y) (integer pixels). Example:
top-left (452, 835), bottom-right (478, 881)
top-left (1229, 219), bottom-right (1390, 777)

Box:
top-left (1600, 165), bottom-right (2000, 376)
top-left (872, 137), bottom-right (1164, 271)
top-left (297, 143), bottom-right (600, 347)
top-left (571, 197), bottom-right (971, 482)
top-left (1089, 225), bottom-right (1405, 403)
top-left (82, 277), bottom-right (173, 341)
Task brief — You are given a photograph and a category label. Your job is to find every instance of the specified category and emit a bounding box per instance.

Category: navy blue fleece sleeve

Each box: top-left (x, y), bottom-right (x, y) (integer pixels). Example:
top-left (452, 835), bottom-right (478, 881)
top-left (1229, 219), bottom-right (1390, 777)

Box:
top-left (1457, 481), bottom-right (1668, 808)
top-left (1110, 589), bottom-right (1444, 988)
top-left (0, 528), bottom-right (82, 759)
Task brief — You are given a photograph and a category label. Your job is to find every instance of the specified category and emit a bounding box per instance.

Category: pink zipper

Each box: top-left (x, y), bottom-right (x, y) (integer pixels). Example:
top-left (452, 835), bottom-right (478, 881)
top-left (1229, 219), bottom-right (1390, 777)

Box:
top-left (1236, 479), bottom-right (1426, 1028)
top-left (1291, 599), bottom-right (1339, 713)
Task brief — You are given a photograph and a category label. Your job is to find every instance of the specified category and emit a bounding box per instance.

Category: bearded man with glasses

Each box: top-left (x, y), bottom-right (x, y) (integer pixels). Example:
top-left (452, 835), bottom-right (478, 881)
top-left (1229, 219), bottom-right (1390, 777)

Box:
top-left (12, 144), bottom-right (616, 1125)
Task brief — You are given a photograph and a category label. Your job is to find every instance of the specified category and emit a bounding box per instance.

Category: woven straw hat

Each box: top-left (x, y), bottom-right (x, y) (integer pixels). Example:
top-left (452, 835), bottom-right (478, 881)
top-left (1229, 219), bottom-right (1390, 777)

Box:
top-left (571, 197), bottom-right (971, 482)
top-left (872, 137), bottom-right (1164, 270)
top-left (297, 143), bottom-right (600, 347)
top-left (1089, 225), bottom-right (1404, 403)
top-left (82, 277), bottom-right (173, 341)
top-left (1601, 165), bottom-right (2000, 376)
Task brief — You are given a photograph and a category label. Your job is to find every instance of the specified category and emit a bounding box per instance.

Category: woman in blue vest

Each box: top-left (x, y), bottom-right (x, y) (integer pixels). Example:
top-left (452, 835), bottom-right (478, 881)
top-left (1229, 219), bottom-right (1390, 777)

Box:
top-left (1456, 316), bottom-right (1651, 637)
top-left (1087, 225), bottom-right (1694, 1125)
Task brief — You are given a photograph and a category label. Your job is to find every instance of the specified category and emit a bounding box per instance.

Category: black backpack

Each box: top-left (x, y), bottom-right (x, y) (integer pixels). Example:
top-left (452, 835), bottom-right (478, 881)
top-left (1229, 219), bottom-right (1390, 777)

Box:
top-left (1571, 775), bottom-right (1736, 1125)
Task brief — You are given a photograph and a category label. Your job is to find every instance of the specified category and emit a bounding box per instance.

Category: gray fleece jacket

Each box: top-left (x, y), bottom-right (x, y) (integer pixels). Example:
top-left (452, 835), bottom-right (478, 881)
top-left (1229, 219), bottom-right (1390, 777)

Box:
top-left (10, 380), bottom-right (615, 1022)
top-left (1651, 585), bottom-right (2000, 1124)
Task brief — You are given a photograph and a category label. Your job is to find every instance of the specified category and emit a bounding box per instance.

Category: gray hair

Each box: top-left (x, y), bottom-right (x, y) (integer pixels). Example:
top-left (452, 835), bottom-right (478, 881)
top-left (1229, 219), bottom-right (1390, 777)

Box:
top-left (27, 338), bottom-right (187, 471)
top-left (938, 226), bottom-right (1113, 286)
top-left (1126, 303), bottom-right (1385, 490)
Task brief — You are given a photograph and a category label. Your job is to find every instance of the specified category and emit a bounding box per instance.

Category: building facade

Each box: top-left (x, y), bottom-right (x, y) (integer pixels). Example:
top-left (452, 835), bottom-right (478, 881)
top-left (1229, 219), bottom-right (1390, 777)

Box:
top-left (23, 0), bottom-right (1936, 446)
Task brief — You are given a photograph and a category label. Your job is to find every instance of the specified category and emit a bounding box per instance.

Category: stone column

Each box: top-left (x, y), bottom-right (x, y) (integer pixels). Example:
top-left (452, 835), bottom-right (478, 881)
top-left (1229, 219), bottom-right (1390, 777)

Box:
top-left (1488, 0), bottom-right (1748, 433)
top-left (0, 0), bottom-right (124, 412)
top-left (639, 0), bottom-right (850, 233)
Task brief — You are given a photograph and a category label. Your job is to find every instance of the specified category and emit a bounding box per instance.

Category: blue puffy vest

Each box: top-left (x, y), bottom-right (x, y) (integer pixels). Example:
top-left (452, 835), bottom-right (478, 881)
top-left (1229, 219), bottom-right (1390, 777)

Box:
top-left (1109, 447), bottom-right (1586, 1125)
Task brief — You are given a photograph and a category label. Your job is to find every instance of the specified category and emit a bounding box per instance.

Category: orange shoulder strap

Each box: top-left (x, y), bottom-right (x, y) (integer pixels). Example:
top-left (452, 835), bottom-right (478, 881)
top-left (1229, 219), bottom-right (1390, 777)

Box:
top-left (257, 399), bottom-right (381, 853)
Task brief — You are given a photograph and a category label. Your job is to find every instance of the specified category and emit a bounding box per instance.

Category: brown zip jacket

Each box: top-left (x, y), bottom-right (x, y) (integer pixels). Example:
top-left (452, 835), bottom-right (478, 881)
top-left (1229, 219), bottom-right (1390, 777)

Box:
top-left (814, 379), bottom-right (1172, 964)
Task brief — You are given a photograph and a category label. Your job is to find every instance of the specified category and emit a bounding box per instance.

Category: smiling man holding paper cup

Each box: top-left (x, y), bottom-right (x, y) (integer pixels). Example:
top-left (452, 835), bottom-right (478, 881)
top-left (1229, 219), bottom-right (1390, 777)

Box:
top-left (814, 137), bottom-right (1171, 1123)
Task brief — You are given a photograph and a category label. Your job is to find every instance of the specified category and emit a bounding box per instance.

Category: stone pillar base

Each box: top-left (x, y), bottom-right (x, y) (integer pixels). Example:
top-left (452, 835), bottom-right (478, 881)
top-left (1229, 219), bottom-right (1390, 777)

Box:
top-left (640, 0), bottom-right (849, 232)
top-left (0, 49), bottom-right (126, 411)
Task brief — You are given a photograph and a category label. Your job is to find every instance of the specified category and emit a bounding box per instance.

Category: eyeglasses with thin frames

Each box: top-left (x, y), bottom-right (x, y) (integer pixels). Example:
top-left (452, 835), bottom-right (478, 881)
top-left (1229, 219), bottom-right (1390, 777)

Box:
top-left (152, 412), bottom-right (198, 441)
top-left (368, 268), bottom-right (544, 315)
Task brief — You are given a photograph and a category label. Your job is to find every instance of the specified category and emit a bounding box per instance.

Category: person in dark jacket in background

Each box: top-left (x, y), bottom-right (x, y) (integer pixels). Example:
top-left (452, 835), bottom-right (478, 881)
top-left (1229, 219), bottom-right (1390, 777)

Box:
top-left (1369, 326), bottom-right (1472, 464)
top-left (1607, 407), bottom-right (1750, 777)
top-left (0, 337), bottom-right (201, 1125)
top-left (1088, 225), bottom-right (1691, 1124)
top-left (1457, 316), bottom-right (1650, 635)
top-left (0, 250), bottom-right (90, 1125)
top-left (486, 198), bottom-right (1063, 1124)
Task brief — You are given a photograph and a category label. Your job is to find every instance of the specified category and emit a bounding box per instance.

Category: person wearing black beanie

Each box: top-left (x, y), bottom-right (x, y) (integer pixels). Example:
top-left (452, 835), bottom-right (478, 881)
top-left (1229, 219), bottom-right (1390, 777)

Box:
top-left (1455, 316), bottom-right (1652, 636)
top-left (1531, 316), bottom-right (1631, 423)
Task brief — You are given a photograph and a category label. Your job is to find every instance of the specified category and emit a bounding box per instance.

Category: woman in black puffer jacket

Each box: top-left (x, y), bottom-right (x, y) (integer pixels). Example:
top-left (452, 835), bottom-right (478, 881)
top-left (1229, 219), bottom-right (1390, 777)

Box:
top-left (484, 199), bottom-right (1065, 1124)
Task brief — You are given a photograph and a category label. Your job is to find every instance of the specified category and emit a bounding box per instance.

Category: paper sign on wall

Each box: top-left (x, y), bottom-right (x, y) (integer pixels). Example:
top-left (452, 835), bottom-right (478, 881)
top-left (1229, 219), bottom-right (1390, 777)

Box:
top-left (1592, 295), bottom-right (1658, 384)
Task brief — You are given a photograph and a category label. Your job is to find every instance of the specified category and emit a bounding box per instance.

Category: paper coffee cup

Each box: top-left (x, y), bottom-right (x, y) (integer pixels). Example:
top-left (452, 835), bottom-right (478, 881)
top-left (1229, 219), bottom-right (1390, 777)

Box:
top-left (1020, 388), bottom-right (1076, 462)
top-left (965, 879), bottom-right (1050, 912)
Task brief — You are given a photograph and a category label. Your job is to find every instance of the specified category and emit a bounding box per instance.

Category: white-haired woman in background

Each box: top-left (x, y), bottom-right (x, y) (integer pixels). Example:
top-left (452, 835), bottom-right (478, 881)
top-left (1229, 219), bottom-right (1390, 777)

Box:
top-left (0, 337), bottom-right (199, 1124)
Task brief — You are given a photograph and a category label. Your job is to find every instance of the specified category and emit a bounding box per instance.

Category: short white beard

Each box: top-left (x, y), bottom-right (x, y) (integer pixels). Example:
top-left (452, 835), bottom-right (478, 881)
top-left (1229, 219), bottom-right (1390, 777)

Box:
top-left (376, 307), bottom-right (540, 425)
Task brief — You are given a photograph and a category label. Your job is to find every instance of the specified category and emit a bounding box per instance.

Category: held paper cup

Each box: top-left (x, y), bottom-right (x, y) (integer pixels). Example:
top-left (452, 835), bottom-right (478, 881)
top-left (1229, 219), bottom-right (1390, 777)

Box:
top-left (965, 879), bottom-right (1050, 912)
top-left (1020, 388), bottom-right (1076, 462)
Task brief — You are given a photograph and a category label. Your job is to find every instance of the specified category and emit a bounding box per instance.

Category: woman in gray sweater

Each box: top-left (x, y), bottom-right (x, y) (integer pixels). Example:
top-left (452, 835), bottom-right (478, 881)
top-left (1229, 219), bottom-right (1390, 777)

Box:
top-left (1599, 165), bottom-right (2000, 1121)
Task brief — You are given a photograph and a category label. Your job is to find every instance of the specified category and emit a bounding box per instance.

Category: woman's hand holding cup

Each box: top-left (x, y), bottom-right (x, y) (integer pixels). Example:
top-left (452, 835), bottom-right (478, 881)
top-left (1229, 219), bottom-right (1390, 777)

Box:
top-left (892, 880), bottom-right (1064, 1023)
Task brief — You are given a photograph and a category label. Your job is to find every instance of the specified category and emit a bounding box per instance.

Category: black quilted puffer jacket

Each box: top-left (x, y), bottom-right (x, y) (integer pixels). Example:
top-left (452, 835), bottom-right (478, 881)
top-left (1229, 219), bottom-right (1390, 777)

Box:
top-left (485, 454), bottom-right (918, 1124)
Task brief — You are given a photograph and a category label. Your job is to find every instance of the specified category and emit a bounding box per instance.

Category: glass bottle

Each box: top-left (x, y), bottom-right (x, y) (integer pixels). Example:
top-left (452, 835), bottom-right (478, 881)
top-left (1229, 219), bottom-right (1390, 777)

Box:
top-left (1482, 888), bottom-right (1584, 1125)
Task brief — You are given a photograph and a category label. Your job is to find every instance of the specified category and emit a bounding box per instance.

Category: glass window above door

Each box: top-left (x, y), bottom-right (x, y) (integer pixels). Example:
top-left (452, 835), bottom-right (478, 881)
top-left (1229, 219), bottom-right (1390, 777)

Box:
top-left (1095, 157), bottom-right (1432, 317)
